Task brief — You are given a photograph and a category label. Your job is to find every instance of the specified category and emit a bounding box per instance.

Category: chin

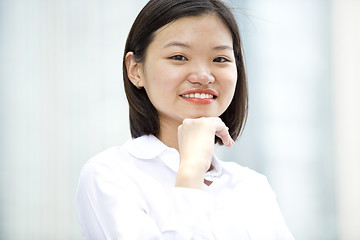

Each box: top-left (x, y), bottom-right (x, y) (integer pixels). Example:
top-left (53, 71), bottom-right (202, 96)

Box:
top-left (184, 112), bottom-right (219, 119)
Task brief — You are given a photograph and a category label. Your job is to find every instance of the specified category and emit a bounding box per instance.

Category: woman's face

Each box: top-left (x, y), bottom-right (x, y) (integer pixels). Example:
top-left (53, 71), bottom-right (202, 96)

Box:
top-left (138, 14), bottom-right (237, 127)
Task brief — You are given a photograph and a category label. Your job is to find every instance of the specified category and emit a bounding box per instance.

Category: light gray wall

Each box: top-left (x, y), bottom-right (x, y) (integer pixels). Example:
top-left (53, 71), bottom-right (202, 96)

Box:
top-left (0, 0), bottom-right (146, 239)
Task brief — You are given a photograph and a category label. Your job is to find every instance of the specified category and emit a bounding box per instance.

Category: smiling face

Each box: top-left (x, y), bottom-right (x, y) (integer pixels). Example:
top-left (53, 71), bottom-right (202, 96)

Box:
top-left (134, 14), bottom-right (237, 135)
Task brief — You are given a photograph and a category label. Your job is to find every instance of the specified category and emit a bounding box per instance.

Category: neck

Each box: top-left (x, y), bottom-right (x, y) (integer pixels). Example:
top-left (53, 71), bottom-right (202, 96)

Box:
top-left (157, 119), bottom-right (180, 151)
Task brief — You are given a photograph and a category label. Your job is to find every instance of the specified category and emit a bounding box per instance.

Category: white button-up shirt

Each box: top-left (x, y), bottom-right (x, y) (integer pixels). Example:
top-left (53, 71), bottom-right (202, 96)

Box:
top-left (77, 135), bottom-right (294, 239)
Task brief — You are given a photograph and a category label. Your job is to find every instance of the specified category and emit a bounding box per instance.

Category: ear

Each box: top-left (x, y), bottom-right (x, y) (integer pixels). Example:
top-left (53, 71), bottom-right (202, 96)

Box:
top-left (125, 52), bottom-right (144, 88)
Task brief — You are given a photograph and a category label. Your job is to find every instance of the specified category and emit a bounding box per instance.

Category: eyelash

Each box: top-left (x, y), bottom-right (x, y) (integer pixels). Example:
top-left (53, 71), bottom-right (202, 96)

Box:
top-left (170, 55), bottom-right (188, 61)
top-left (170, 55), bottom-right (230, 63)
top-left (213, 57), bottom-right (230, 63)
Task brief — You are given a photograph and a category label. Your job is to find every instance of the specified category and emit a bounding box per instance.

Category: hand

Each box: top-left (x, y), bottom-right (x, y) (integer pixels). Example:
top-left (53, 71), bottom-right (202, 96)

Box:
top-left (175, 117), bottom-right (234, 189)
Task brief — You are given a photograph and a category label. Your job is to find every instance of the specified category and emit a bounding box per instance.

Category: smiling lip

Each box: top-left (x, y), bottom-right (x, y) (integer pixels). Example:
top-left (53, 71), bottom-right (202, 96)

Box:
top-left (179, 88), bottom-right (217, 104)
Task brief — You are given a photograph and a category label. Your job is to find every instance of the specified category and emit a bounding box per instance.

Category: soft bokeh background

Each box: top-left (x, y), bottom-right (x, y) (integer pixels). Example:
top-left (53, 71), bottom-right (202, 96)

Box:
top-left (0, 0), bottom-right (359, 239)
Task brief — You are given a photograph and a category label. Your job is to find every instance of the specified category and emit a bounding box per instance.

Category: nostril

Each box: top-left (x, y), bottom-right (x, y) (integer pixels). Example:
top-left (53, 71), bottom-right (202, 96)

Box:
top-left (187, 72), bottom-right (215, 85)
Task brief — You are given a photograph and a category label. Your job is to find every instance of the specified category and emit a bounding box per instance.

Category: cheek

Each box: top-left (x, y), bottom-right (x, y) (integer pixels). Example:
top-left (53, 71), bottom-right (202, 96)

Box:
top-left (219, 68), bottom-right (237, 96)
top-left (146, 65), bottom-right (183, 92)
top-left (143, 65), bottom-right (182, 107)
top-left (228, 71), bottom-right (237, 88)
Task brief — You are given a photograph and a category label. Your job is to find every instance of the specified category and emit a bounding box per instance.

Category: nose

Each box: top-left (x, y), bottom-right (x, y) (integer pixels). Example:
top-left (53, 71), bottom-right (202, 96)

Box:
top-left (187, 65), bottom-right (215, 85)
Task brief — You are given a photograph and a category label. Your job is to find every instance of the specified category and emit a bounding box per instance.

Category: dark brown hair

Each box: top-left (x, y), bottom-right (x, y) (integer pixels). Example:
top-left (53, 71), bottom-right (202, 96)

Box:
top-left (123, 0), bottom-right (248, 144)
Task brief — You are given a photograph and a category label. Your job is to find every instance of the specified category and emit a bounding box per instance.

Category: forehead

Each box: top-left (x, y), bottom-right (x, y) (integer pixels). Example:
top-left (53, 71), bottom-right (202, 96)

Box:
top-left (151, 14), bottom-right (233, 47)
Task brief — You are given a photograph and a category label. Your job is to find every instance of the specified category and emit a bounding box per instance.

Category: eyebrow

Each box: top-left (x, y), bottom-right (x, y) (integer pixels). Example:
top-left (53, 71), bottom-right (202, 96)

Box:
top-left (163, 42), bottom-right (190, 49)
top-left (163, 41), bottom-right (233, 50)
top-left (213, 45), bottom-right (233, 50)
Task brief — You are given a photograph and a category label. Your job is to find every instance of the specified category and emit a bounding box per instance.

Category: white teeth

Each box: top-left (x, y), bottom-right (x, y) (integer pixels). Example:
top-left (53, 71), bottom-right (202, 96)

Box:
top-left (182, 93), bottom-right (214, 99)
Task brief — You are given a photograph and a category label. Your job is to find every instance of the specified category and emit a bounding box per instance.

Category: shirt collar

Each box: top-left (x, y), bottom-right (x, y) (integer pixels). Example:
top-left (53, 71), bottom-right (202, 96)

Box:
top-left (205, 155), bottom-right (222, 181)
top-left (123, 134), bottom-right (223, 179)
top-left (122, 134), bottom-right (169, 159)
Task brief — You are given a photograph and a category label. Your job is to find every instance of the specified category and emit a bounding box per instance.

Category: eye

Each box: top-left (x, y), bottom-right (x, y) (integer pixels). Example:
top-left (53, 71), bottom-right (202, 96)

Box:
top-left (170, 55), bottom-right (188, 61)
top-left (213, 57), bottom-right (230, 63)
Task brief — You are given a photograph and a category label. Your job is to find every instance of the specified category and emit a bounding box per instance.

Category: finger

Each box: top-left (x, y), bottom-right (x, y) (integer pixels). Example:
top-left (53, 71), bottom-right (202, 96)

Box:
top-left (215, 128), bottom-right (234, 147)
top-left (211, 118), bottom-right (234, 147)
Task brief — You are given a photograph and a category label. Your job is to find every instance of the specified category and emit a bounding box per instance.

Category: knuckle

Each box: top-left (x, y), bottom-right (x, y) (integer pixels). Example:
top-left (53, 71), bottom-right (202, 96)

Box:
top-left (182, 118), bottom-right (192, 126)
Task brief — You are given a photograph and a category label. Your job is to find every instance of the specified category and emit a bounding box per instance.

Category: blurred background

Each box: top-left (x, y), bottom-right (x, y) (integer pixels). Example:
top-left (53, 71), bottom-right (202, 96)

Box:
top-left (0, 0), bottom-right (359, 239)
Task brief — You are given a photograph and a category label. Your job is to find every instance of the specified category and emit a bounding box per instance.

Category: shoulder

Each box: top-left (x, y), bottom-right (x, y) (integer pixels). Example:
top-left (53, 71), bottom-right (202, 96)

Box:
top-left (78, 145), bottom-right (133, 185)
top-left (79, 135), bottom-right (167, 181)
top-left (83, 145), bottom-right (130, 171)
top-left (82, 135), bottom-right (157, 169)
top-left (220, 161), bottom-right (274, 196)
top-left (77, 141), bottom-right (146, 198)
top-left (221, 160), bottom-right (266, 180)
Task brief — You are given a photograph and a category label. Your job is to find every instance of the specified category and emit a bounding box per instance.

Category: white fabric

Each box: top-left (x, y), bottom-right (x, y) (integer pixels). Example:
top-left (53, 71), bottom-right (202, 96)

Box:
top-left (77, 135), bottom-right (294, 239)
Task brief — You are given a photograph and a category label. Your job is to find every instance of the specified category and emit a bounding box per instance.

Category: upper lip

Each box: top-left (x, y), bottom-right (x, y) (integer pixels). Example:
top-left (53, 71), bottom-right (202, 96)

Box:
top-left (180, 88), bottom-right (218, 97)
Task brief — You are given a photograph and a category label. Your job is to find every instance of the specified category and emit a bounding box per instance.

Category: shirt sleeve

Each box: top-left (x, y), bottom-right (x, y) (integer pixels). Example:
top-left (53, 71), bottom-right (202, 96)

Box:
top-left (161, 187), bottom-right (216, 239)
top-left (244, 175), bottom-right (295, 240)
top-left (77, 161), bottom-right (216, 240)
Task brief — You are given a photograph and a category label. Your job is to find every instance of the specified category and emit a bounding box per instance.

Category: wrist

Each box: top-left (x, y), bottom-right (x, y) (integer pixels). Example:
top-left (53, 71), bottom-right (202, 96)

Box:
top-left (175, 164), bottom-right (205, 189)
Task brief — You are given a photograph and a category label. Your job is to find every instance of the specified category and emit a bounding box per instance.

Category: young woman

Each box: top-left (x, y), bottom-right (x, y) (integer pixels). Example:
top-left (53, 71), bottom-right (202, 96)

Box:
top-left (77, 0), bottom-right (294, 239)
